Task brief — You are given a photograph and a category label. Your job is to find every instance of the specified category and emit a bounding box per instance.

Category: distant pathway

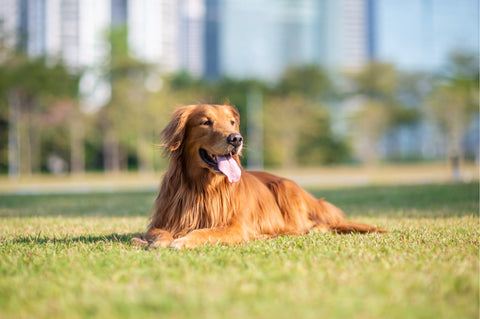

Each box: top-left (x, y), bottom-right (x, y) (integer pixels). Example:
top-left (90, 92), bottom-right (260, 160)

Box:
top-left (0, 164), bottom-right (478, 195)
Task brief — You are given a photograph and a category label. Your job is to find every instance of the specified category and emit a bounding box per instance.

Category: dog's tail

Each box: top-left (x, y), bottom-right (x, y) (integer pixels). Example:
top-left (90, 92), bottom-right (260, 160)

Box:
top-left (317, 199), bottom-right (387, 234)
top-left (329, 221), bottom-right (388, 234)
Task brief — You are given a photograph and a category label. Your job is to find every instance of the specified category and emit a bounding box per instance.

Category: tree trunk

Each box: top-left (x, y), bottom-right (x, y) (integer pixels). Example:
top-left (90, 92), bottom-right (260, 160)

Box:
top-left (137, 136), bottom-right (153, 173)
top-left (281, 128), bottom-right (298, 169)
top-left (450, 155), bottom-right (461, 182)
top-left (29, 111), bottom-right (41, 174)
top-left (448, 113), bottom-right (464, 182)
top-left (19, 99), bottom-right (32, 176)
top-left (104, 128), bottom-right (120, 173)
top-left (7, 91), bottom-right (20, 179)
top-left (70, 113), bottom-right (85, 174)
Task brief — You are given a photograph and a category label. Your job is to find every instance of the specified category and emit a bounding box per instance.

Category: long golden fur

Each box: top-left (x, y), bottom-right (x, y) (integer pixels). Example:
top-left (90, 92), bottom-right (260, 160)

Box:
top-left (134, 104), bottom-right (385, 249)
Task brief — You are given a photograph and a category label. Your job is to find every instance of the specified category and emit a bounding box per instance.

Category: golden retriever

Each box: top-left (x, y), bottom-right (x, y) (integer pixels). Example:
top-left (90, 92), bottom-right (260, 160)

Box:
top-left (133, 104), bottom-right (385, 249)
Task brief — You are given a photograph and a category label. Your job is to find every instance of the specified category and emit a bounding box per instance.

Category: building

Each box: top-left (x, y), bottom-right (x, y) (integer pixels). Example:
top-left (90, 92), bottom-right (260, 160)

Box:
top-left (204, 0), bottom-right (220, 79)
top-left (218, 0), bottom-right (373, 80)
top-left (0, 0), bottom-right (19, 57)
top-left (315, 0), bottom-right (373, 73)
top-left (1, 0), bottom-right (477, 79)
top-left (373, 0), bottom-right (479, 71)
top-left (127, 0), bottom-right (181, 73)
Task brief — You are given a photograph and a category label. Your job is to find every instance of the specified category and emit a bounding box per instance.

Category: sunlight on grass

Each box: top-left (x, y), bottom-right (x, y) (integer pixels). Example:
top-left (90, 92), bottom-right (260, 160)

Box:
top-left (0, 183), bottom-right (478, 319)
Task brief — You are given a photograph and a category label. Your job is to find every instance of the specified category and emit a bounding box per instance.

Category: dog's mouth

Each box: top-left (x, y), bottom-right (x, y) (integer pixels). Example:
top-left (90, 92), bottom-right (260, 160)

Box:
top-left (199, 148), bottom-right (242, 183)
top-left (199, 149), bottom-right (220, 170)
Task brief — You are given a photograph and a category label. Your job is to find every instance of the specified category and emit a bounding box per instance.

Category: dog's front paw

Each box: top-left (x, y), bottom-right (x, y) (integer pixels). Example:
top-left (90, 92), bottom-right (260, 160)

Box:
top-left (131, 237), bottom-right (149, 247)
top-left (149, 238), bottom-right (172, 249)
top-left (149, 233), bottom-right (174, 249)
top-left (169, 236), bottom-right (197, 250)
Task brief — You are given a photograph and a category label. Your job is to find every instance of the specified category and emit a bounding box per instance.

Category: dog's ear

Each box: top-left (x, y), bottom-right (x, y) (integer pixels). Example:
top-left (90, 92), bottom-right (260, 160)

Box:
top-left (227, 104), bottom-right (240, 125)
top-left (161, 106), bottom-right (193, 153)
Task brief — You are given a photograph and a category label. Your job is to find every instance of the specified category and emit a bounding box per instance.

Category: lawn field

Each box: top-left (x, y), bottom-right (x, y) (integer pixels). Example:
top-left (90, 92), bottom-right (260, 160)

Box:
top-left (0, 183), bottom-right (478, 319)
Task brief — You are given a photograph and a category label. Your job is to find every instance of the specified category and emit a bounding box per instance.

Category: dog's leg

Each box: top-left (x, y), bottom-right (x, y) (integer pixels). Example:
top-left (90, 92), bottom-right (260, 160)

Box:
top-left (169, 226), bottom-right (247, 249)
top-left (309, 223), bottom-right (330, 234)
top-left (149, 230), bottom-right (175, 248)
top-left (132, 228), bottom-right (174, 248)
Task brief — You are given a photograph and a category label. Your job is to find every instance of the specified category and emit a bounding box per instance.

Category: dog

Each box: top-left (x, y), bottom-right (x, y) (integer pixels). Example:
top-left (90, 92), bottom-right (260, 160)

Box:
top-left (133, 104), bottom-right (385, 249)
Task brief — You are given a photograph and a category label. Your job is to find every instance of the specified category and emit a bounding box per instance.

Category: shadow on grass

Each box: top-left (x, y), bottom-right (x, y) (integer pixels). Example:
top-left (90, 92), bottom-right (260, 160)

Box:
top-left (0, 191), bottom-right (156, 218)
top-left (0, 183), bottom-right (478, 219)
top-left (7, 232), bottom-right (144, 245)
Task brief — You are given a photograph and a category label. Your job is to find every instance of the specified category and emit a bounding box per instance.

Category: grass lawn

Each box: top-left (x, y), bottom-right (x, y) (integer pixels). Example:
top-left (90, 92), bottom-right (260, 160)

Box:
top-left (0, 182), bottom-right (478, 319)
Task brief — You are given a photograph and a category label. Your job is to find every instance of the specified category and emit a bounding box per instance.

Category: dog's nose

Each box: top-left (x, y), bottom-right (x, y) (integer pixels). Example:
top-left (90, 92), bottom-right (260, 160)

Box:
top-left (227, 133), bottom-right (243, 147)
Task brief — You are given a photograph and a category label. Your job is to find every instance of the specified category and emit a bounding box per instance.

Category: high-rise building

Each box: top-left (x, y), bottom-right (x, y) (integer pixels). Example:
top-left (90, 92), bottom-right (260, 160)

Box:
top-left (365, 0), bottom-right (376, 60)
top-left (204, 0), bottom-right (219, 79)
top-left (159, 1), bottom-right (181, 72)
top-left (218, 0), bottom-right (373, 79)
top-left (0, 0), bottom-right (111, 69)
top-left (128, 0), bottom-right (207, 75)
top-left (373, 0), bottom-right (479, 71)
top-left (0, 0), bottom-right (20, 55)
top-left (59, 0), bottom-right (79, 68)
top-left (338, 0), bottom-right (371, 71)
top-left (280, 0), bottom-right (318, 67)
top-left (317, 0), bottom-right (371, 73)
top-left (179, 0), bottom-right (206, 77)
top-left (2, 0), bottom-right (476, 80)
top-left (128, 0), bottom-right (169, 66)
top-left (219, 0), bottom-right (284, 80)
top-left (77, 0), bottom-right (111, 68)
top-left (111, 0), bottom-right (127, 26)
top-left (20, 0), bottom-right (47, 56)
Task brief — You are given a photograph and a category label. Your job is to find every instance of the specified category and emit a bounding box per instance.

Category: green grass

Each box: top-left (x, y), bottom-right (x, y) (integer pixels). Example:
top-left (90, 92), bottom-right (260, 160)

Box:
top-left (0, 183), bottom-right (478, 319)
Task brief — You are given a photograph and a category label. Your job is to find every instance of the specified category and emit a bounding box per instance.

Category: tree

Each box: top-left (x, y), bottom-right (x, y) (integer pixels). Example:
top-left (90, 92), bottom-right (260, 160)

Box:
top-left (264, 93), bottom-right (346, 168)
top-left (347, 62), bottom-right (420, 163)
top-left (426, 51), bottom-right (479, 180)
top-left (96, 26), bottom-right (152, 173)
top-left (276, 65), bottom-right (334, 100)
top-left (0, 51), bottom-right (78, 177)
top-left (350, 98), bottom-right (393, 163)
top-left (263, 65), bottom-right (347, 167)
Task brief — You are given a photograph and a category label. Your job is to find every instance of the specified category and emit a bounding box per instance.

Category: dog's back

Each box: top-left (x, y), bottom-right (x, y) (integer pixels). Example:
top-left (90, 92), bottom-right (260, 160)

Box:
top-left (248, 171), bottom-right (385, 234)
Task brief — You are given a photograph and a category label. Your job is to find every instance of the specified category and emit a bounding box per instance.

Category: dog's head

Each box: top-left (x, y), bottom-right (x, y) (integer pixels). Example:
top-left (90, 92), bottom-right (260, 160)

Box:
top-left (162, 104), bottom-right (243, 183)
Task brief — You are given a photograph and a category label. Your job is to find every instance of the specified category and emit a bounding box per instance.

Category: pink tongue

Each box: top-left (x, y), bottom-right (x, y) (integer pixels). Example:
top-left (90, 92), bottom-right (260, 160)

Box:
top-left (217, 156), bottom-right (241, 183)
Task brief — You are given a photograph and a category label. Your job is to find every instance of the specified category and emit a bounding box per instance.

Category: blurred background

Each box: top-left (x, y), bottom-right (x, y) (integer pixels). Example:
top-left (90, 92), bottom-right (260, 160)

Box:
top-left (0, 0), bottom-right (478, 189)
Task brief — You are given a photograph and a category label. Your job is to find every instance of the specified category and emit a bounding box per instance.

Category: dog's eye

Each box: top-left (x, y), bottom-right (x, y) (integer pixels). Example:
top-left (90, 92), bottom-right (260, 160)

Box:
top-left (202, 119), bottom-right (213, 126)
top-left (230, 120), bottom-right (235, 126)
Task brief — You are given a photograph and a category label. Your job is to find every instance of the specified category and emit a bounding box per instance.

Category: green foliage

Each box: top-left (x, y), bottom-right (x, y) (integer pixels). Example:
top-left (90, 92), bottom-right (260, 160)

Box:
top-left (443, 51), bottom-right (480, 84)
top-left (390, 106), bottom-right (420, 126)
top-left (169, 70), bottom-right (206, 91)
top-left (96, 26), bottom-right (156, 172)
top-left (297, 109), bottom-right (349, 165)
top-left (0, 183), bottom-right (478, 319)
top-left (426, 51), bottom-right (479, 160)
top-left (0, 50), bottom-right (79, 174)
top-left (347, 62), bottom-right (426, 163)
top-left (154, 69), bottom-right (346, 168)
top-left (0, 40), bottom-right (478, 174)
top-left (350, 62), bottom-right (398, 100)
top-left (276, 64), bottom-right (333, 99)
top-left (0, 54), bottom-right (78, 106)
top-left (213, 78), bottom-right (268, 148)
top-left (263, 67), bottom-right (347, 167)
